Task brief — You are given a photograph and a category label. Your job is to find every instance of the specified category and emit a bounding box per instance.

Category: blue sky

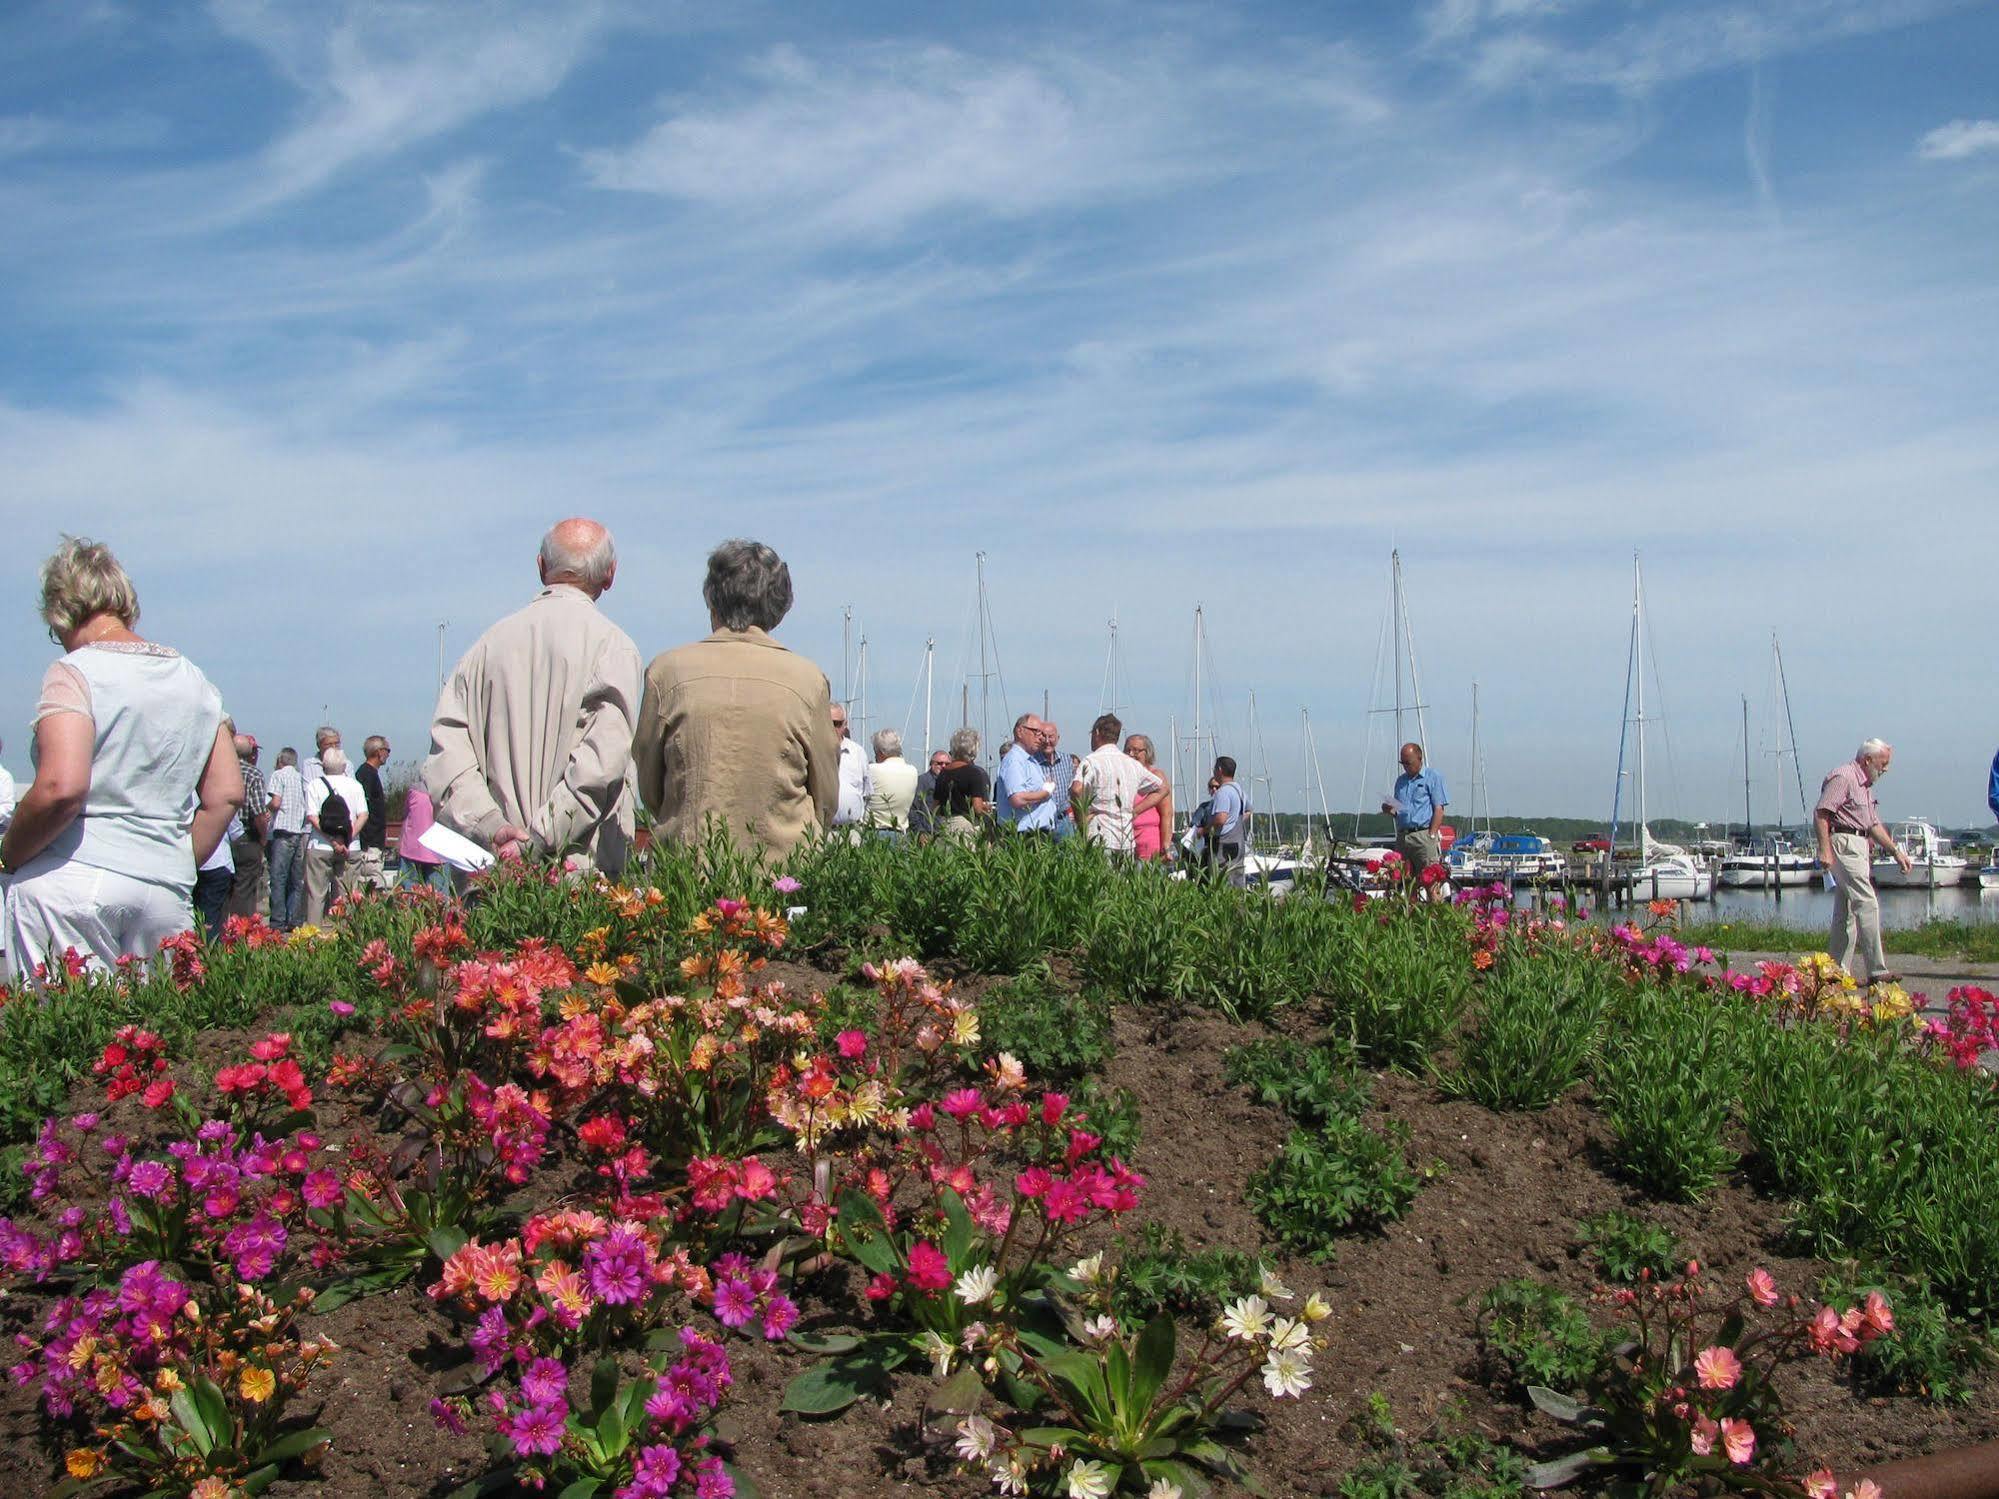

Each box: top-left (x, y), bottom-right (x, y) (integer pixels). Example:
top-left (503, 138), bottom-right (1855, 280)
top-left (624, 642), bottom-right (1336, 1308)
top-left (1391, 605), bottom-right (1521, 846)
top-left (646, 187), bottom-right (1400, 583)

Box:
top-left (3, 0), bottom-right (1996, 827)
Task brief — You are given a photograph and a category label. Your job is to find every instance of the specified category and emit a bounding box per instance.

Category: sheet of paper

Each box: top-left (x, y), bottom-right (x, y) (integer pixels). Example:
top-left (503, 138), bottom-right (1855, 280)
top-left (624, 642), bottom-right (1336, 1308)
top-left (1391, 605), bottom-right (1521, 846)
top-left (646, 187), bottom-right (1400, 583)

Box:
top-left (417, 821), bottom-right (495, 872)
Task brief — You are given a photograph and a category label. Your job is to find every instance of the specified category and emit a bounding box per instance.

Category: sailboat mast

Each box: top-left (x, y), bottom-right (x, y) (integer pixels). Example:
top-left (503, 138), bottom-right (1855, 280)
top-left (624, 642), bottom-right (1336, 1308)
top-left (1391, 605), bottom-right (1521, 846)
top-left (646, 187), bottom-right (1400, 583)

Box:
top-left (1741, 695), bottom-right (1752, 838)
top-left (1469, 682), bottom-right (1481, 833)
top-left (1773, 632), bottom-right (1808, 833)
top-left (841, 605), bottom-right (853, 713)
top-left (976, 554), bottom-right (989, 766)
top-left (1192, 605), bottom-right (1204, 764)
top-left (1169, 714), bottom-right (1182, 834)
top-left (1391, 551), bottom-right (1404, 745)
top-left (923, 637), bottom-right (934, 760)
top-left (1633, 554), bottom-right (1648, 837)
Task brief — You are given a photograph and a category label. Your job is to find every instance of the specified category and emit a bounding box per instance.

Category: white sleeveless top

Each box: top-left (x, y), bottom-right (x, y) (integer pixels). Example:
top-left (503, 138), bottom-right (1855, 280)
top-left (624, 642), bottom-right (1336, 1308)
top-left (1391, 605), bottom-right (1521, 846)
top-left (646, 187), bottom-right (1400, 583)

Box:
top-left (32, 642), bottom-right (224, 892)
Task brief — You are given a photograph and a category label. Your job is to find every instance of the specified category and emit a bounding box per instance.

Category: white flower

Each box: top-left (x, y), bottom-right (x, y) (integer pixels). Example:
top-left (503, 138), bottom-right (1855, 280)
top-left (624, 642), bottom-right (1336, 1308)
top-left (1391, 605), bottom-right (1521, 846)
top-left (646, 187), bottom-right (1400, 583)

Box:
top-left (1069, 1252), bottom-right (1106, 1285)
top-left (921, 1330), bottom-right (954, 1378)
top-left (1267, 1316), bottom-right (1310, 1352)
top-left (956, 1265), bottom-right (1000, 1306)
top-left (1221, 1294), bottom-right (1272, 1342)
top-left (1066, 1458), bottom-right (1114, 1498)
top-left (990, 1459), bottom-right (1028, 1496)
top-left (960, 1321), bottom-right (988, 1350)
top-left (1301, 1291), bottom-right (1333, 1323)
top-left (1147, 1481), bottom-right (1184, 1499)
top-left (1259, 1266), bottom-right (1295, 1301)
top-left (955, 1413), bottom-right (997, 1463)
top-left (1262, 1347), bottom-right (1313, 1398)
top-left (1081, 1314), bottom-right (1119, 1343)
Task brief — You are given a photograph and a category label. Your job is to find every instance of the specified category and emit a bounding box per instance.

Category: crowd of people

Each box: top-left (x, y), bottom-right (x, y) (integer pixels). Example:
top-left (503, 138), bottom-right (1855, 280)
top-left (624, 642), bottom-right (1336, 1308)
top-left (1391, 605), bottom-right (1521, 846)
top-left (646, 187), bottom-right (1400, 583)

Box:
top-left (0, 519), bottom-right (1949, 997)
top-left (0, 523), bottom-right (1268, 988)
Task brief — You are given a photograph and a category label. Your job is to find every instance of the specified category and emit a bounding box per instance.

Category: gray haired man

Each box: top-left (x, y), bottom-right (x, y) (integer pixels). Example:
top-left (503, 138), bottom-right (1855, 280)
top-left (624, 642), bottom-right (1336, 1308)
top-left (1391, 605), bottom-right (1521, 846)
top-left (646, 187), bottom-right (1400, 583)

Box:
top-left (862, 727), bottom-right (919, 836)
top-left (424, 518), bottom-right (644, 873)
top-left (1813, 739), bottom-right (1910, 984)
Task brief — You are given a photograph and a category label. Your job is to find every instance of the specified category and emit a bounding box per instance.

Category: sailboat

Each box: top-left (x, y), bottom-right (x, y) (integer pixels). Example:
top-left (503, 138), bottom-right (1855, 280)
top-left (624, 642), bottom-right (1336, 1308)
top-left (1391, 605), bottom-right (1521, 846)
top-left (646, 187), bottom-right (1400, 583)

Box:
top-left (1608, 556), bottom-right (1713, 902)
top-left (1337, 550), bottom-right (1434, 888)
top-left (1718, 636), bottom-right (1817, 888)
top-left (1235, 688), bottom-right (1309, 896)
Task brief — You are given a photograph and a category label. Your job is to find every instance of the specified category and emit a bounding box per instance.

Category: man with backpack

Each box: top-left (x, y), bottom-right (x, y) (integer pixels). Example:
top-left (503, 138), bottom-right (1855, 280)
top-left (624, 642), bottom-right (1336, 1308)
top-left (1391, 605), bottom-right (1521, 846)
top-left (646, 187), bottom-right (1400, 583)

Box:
top-left (302, 746), bottom-right (368, 925)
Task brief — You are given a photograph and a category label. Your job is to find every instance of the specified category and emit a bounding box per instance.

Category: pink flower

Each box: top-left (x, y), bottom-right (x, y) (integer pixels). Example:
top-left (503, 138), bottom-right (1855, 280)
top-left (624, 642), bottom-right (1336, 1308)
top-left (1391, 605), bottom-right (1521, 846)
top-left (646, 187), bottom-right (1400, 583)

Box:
top-left (1810, 1305), bottom-right (1860, 1356)
top-left (1693, 1346), bottom-right (1742, 1390)
top-left (1689, 1416), bottom-right (1718, 1456)
top-left (1802, 1469), bottom-right (1837, 1499)
top-left (1852, 1482), bottom-right (1883, 1499)
top-left (1860, 1291), bottom-right (1894, 1340)
top-left (761, 1295), bottom-right (799, 1340)
top-left (329, 1000), bottom-right (356, 1017)
top-left (301, 1170), bottom-right (344, 1210)
top-left (772, 876), bottom-right (801, 894)
top-left (835, 1030), bottom-right (868, 1060)
top-left (1745, 1268), bottom-right (1780, 1307)
top-left (505, 1402), bottom-right (566, 1457)
top-left (863, 1273), bottom-right (896, 1301)
top-left (1720, 1418), bottom-right (1756, 1466)
top-left (940, 1089), bottom-right (983, 1120)
top-left (1013, 1168), bottom-right (1051, 1199)
top-left (712, 1278), bottom-right (757, 1329)
top-left (905, 1241), bottom-right (951, 1292)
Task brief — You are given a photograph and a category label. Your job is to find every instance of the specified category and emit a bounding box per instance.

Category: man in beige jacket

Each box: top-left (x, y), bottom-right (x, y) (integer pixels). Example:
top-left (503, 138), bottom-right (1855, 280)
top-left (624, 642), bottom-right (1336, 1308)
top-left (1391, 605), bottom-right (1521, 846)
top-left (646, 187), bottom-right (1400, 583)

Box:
top-left (424, 518), bottom-right (644, 874)
top-left (634, 539), bottom-right (838, 860)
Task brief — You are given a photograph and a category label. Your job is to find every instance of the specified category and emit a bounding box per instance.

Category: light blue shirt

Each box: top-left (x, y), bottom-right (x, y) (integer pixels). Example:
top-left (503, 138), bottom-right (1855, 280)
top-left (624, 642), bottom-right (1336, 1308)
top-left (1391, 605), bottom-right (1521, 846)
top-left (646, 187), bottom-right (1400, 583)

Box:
top-left (1208, 781), bottom-right (1247, 841)
top-left (1393, 767), bottom-right (1448, 831)
top-left (996, 744), bottom-right (1056, 832)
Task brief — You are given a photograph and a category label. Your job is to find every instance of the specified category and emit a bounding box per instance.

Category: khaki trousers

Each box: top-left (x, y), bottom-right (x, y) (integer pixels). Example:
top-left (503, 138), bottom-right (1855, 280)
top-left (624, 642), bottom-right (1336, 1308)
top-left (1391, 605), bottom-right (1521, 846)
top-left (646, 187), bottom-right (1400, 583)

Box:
top-left (302, 844), bottom-right (352, 926)
top-left (1395, 828), bottom-right (1443, 871)
top-left (226, 837), bottom-right (269, 922)
top-left (1827, 831), bottom-right (1888, 982)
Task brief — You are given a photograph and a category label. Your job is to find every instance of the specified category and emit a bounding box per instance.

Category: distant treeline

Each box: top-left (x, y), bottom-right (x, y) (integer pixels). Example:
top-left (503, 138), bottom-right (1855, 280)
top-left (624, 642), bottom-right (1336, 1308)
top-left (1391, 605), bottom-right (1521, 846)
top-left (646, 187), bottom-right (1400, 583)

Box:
top-left (1250, 812), bottom-right (1991, 845)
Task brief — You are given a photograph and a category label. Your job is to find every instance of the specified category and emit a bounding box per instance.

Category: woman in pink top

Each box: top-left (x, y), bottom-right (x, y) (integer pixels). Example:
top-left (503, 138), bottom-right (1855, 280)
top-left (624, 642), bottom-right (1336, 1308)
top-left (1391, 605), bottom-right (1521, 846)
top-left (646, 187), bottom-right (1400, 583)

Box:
top-left (397, 780), bottom-right (451, 893)
top-left (1126, 734), bottom-right (1174, 862)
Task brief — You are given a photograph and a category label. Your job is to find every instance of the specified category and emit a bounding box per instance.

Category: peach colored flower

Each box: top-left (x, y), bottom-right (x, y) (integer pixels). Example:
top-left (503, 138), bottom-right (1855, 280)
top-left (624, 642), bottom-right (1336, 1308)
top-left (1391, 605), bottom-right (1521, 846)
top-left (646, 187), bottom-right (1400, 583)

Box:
top-left (1694, 1346), bottom-right (1742, 1390)
top-left (1690, 1416), bottom-right (1718, 1456)
top-left (1721, 1418), bottom-right (1756, 1466)
top-left (1745, 1268), bottom-right (1780, 1306)
top-left (1803, 1468), bottom-right (1837, 1499)
top-left (1849, 1482), bottom-right (1883, 1499)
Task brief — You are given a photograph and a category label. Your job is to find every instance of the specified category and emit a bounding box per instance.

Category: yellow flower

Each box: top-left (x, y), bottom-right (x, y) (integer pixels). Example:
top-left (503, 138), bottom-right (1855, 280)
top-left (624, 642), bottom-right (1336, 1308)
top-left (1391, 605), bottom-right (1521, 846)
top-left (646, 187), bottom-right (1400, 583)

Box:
top-left (65, 1448), bottom-right (104, 1479)
top-left (951, 1010), bottom-right (981, 1047)
top-left (190, 1480), bottom-right (234, 1499)
top-left (239, 1365), bottom-right (277, 1403)
top-left (584, 960), bottom-right (622, 987)
top-left (155, 1366), bottom-right (185, 1392)
top-left (65, 1335), bottom-right (98, 1371)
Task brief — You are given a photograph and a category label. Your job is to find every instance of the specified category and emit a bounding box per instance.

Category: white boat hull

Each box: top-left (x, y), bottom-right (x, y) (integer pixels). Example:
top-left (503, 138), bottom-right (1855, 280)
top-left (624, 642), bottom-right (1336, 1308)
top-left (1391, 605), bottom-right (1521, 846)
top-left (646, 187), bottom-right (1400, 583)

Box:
top-left (1874, 861), bottom-right (1969, 888)
top-left (1980, 867), bottom-right (1999, 891)
top-left (1629, 859), bottom-right (1713, 901)
top-left (1717, 859), bottom-right (1817, 888)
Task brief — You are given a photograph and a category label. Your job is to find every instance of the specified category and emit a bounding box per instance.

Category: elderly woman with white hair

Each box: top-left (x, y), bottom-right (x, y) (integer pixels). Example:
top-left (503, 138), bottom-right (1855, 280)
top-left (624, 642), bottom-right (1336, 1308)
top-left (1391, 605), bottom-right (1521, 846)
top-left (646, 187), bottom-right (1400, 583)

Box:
top-left (862, 727), bottom-right (920, 837)
top-left (1, 538), bottom-right (241, 983)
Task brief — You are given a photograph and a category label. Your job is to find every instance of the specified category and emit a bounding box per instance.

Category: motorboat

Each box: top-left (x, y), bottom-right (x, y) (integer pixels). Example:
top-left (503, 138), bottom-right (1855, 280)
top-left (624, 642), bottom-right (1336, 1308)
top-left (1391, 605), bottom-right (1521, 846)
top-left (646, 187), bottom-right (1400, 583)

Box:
top-left (1874, 819), bottom-right (1970, 888)
top-left (1980, 861), bottom-right (1999, 892)
top-left (1717, 837), bottom-right (1818, 888)
top-left (1448, 832), bottom-right (1567, 882)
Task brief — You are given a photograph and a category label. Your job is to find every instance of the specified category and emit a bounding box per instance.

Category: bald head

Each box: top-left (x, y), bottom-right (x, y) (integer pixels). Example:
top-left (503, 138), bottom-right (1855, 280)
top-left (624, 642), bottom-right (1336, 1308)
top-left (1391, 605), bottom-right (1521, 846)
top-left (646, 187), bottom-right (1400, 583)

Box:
top-left (233, 733), bottom-right (256, 758)
top-left (539, 518), bottom-right (617, 597)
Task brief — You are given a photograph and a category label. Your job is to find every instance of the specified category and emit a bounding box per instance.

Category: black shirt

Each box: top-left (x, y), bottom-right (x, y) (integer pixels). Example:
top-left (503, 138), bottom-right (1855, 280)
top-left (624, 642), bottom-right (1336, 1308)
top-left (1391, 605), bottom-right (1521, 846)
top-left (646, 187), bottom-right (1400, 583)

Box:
top-left (932, 763), bottom-right (991, 817)
top-left (355, 762), bottom-right (388, 851)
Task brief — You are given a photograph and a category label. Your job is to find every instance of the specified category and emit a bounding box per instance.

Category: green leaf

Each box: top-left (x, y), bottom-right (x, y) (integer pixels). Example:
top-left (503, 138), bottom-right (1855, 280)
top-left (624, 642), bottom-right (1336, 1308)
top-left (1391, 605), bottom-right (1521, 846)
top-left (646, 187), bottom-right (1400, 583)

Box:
top-left (590, 1356), bottom-right (621, 1419)
top-left (253, 1426), bottom-right (333, 1466)
top-left (168, 1386), bottom-right (215, 1455)
top-left (788, 1332), bottom-right (863, 1355)
top-left (1525, 1447), bottom-right (1618, 1490)
top-left (925, 1364), bottom-right (985, 1422)
top-left (835, 1189), bottom-right (899, 1277)
top-left (556, 1481), bottom-right (604, 1499)
top-left (941, 1188), bottom-right (975, 1269)
top-left (779, 1361), bottom-right (872, 1416)
top-left (1525, 1387), bottom-right (1603, 1426)
top-left (427, 1224), bottom-right (470, 1264)
top-left (1131, 1314), bottom-right (1176, 1417)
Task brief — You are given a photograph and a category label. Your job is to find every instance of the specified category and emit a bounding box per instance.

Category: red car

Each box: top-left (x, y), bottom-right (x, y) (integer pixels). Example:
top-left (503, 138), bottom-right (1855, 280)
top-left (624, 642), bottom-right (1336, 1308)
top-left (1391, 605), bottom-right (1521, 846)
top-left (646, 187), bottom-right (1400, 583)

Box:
top-left (1572, 835), bottom-right (1611, 854)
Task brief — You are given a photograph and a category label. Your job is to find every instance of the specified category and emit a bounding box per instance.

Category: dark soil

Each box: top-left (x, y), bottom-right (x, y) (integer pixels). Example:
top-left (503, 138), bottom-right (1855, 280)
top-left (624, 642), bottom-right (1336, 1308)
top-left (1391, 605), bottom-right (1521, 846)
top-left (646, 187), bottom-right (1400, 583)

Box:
top-left (0, 992), bottom-right (1988, 1497)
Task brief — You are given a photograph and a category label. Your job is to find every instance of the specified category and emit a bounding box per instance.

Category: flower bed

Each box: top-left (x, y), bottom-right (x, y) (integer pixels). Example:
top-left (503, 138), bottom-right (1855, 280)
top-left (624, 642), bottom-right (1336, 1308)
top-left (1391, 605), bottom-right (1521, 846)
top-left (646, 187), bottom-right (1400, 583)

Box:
top-left (0, 836), bottom-right (1992, 1498)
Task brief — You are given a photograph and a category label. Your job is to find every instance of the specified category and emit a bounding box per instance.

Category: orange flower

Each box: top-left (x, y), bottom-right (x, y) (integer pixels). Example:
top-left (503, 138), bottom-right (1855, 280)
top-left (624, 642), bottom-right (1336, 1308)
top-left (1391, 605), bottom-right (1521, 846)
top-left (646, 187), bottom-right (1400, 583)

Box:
top-left (1472, 949), bottom-right (1495, 970)
top-left (239, 1365), bottom-right (277, 1403)
top-left (584, 961), bottom-right (622, 988)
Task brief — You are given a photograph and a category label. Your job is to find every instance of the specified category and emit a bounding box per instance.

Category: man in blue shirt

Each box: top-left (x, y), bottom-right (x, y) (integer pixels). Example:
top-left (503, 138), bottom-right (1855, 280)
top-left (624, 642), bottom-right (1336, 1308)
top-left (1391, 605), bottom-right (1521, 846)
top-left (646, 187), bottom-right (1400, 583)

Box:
top-left (1201, 756), bottom-right (1248, 870)
top-left (996, 714), bottom-right (1059, 832)
top-left (1383, 741), bottom-right (1448, 880)
top-left (1043, 720), bottom-right (1078, 840)
top-left (1989, 746), bottom-right (1999, 826)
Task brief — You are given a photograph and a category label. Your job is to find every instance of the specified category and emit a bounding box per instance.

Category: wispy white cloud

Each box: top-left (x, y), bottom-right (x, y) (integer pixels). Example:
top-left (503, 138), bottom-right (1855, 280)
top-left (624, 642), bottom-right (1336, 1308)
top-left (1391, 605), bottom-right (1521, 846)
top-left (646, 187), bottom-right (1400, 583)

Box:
top-left (1439, 0), bottom-right (1976, 92)
top-left (207, 0), bottom-right (621, 207)
top-left (582, 43), bottom-right (1206, 237)
top-left (1918, 117), bottom-right (1999, 160)
top-left (0, 115), bottom-right (58, 157)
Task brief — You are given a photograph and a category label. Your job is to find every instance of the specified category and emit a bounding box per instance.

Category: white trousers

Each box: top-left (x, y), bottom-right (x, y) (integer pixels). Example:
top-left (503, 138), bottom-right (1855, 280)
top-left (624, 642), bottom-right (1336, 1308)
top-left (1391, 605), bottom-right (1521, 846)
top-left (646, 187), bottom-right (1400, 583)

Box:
top-left (1827, 831), bottom-right (1888, 982)
top-left (4, 857), bottom-right (192, 987)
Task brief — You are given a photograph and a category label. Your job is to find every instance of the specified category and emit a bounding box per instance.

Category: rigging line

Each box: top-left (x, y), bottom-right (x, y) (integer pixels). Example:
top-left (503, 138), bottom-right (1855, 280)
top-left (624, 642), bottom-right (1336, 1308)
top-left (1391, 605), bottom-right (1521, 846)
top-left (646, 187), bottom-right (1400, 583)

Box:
top-left (898, 645), bottom-right (928, 748)
top-left (1773, 633), bottom-right (1809, 831)
top-left (1353, 594), bottom-right (1391, 839)
top-left (1607, 581), bottom-right (1640, 861)
top-left (1642, 605), bottom-right (1685, 826)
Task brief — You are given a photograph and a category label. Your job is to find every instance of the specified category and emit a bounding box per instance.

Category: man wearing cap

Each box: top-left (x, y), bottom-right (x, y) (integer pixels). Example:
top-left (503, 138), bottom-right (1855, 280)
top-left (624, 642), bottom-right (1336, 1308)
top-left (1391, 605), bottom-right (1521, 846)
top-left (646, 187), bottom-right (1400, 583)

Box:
top-left (226, 733), bottom-right (274, 920)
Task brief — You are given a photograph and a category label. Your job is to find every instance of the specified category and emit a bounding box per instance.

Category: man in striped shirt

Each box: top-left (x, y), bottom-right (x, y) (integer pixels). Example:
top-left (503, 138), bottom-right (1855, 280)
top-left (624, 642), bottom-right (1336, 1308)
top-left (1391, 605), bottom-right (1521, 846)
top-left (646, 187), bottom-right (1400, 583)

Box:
top-left (1813, 739), bottom-right (1910, 984)
top-left (266, 746), bottom-right (308, 930)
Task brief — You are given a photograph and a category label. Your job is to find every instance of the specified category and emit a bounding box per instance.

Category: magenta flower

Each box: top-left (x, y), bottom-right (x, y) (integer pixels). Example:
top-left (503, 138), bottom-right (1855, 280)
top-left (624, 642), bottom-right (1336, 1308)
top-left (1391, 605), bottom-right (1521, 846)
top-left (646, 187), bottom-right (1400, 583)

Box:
top-left (772, 876), bottom-right (801, 894)
top-left (584, 1228), bottom-right (652, 1306)
top-left (125, 1160), bottom-right (172, 1199)
top-left (712, 1278), bottom-right (757, 1329)
top-left (504, 1401), bottom-right (567, 1457)
top-left (518, 1357), bottom-right (569, 1406)
top-left (905, 1241), bottom-right (951, 1292)
top-left (429, 1397), bottom-right (467, 1435)
top-left (329, 1001), bottom-right (356, 1017)
top-left (693, 1456), bottom-right (735, 1497)
top-left (835, 1029), bottom-right (868, 1060)
top-left (624, 1443), bottom-right (683, 1497)
top-left (761, 1295), bottom-right (799, 1341)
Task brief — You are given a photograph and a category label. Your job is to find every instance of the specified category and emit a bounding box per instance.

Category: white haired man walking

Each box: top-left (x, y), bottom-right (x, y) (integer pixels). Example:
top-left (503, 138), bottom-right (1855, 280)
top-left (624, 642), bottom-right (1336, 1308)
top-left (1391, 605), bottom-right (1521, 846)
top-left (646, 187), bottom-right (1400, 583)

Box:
top-left (1813, 738), bottom-right (1911, 984)
top-left (424, 518), bottom-right (644, 874)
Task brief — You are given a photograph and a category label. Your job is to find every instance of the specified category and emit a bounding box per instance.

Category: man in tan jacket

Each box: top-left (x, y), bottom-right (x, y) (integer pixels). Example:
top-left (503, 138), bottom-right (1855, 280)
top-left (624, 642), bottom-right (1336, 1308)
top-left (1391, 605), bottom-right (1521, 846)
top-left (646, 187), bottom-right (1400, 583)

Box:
top-left (424, 518), bottom-right (643, 874)
top-left (633, 539), bottom-right (837, 860)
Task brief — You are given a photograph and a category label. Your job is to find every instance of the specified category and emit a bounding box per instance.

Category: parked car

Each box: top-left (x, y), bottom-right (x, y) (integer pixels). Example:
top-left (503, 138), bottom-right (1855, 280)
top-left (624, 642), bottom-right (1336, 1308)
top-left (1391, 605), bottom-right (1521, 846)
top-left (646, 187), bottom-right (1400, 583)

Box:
top-left (1572, 835), bottom-right (1611, 853)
